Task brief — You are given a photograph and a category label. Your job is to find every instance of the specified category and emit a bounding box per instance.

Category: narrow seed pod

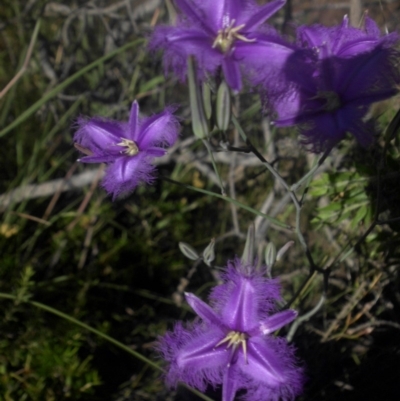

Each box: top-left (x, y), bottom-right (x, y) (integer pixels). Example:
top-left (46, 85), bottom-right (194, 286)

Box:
top-left (202, 82), bottom-right (212, 121)
top-left (216, 80), bottom-right (231, 132)
top-left (179, 242), bottom-right (199, 261)
top-left (165, 0), bottom-right (177, 25)
top-left (187, 56), bottom-right (209, 139)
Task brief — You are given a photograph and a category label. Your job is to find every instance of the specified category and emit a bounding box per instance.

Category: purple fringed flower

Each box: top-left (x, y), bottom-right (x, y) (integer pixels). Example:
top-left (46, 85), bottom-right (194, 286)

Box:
top-left (74, 101), bottom-right (179, 199)
top-left (150, 0), bottom-right (295, 92)
top-left (264, 16), bottom-right (400, 152)
top-left (159, 259), bottom-right (304, 401)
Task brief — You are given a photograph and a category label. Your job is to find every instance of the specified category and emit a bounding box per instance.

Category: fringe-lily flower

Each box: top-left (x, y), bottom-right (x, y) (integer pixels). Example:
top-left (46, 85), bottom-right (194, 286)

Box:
top-left (264, 16), bottom-right (400, 152)
top-left (159, 259), bottom-right (303, 401)
top-left (74, 101), bottom-right (179, 199)
top-left (150, 0), bottom-right (294, 92)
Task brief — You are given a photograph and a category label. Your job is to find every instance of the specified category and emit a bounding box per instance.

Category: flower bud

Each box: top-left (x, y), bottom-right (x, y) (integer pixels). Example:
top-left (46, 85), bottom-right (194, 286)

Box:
top-left (202, 238), bottom-right (215, 266)
top-left (216, 80), bottom-right (231, 132)
top-left (265, 242), bottom-right (277, 268)
top-left (241, 224), bottom-right (255, 265)
top-left (277, 241), bottom-right (294, 261)
top-left (187, 56), bottom-right (209, 139)
top-left (179, 242), bottom-right (199, 260)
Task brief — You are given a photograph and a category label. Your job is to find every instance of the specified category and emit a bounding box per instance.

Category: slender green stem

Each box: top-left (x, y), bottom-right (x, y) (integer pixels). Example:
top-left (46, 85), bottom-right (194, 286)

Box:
top-left (163, 176), bottom-right (291, 229)
top-left (286, 293), bottom-right (326, 342)
top-left (181, 384), bottom-right (215, 400)
top-left (0, 38), bottom-right (145, 138)
top-left (202, 139), bottom-right (226, 196)
top-left (232, 115), bottom-right (247, 143)
top-left (291, 147), bottom-right (332, 192)
top-left (232, 116), bottom-right (312, 257)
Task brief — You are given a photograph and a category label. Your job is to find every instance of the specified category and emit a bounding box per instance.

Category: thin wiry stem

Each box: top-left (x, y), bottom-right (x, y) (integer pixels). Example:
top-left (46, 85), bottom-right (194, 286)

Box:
top-left (202, 139), bottom-right (226, 196)
top-left (229, 98), bottom-right (241, 234)
top-left (232, 115), bottom-right (320, 271)
top-left (162, 176), bottom-right (291, 228)
top-left (231, 116), bottom-right (333, 328)
top-left (286, 293), bottom-right (326, 342)
top-left (291, 147), bottom-right (332, 192)
top-left (0, 19), bottom-right (41, 99)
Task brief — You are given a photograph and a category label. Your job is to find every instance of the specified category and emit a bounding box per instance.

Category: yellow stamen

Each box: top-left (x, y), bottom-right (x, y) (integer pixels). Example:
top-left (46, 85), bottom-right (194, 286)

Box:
top-left (212, 19), bottom-right (256, 54)
top-left (116, 138), bottom-right (139, 156)
top-left (215, 330), bottom-right (248, 364)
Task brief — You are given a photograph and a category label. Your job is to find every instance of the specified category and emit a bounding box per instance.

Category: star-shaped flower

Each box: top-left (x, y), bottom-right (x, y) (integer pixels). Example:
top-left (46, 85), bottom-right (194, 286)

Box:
top-left (263, 16), bottom-right (400, 152)
top-left (159, 258), bottom-right (303, 401)
top-left (150, 0), bottom-right (295, 92)
top-left (74, 101), bottom-right (179, 199)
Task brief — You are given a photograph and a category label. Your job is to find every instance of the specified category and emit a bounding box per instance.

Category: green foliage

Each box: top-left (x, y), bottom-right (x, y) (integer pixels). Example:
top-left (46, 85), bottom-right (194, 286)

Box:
top-left (0, 328), bottom-right (100, 400)
top-left (309, 171), bottom-right (372, 231)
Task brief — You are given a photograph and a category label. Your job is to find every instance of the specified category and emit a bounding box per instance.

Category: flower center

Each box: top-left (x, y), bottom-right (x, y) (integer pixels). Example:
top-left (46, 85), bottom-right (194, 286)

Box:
top-left (317, 91), bottom-right (341, 111)
top-left (216, 330), bottom-right (248, 365)
top-left (116, 138), bottom-right (139, 156)
top-left (212, 19), bottom-right (255, 54)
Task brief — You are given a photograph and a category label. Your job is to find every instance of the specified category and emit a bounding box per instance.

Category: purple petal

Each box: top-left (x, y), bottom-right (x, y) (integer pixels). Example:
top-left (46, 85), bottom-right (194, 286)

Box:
top-left (222, 365), bottom-right (239, 401)
top-left (107, 157), bottom-right (138, 184)
top-left (220, 0), bottom-right (242, 25)
top-left (210, 260), bottom-right (281, 331)
top-left (166, 27), bottom-right (211, 47)
top-left (74, 118), bottom-right (123, 152)
top-left (185, 293), bottom-right (223, 328)
top-left (128, 101), bottom-right (139, 141)
top-left (151, 26), bottom-right (222, 80)
top-left (195, 0), bottom-right (227, 30)
top-left (106, 154), bottom-right (146, 184)
top-left (145, 147), bottom-right (167, 157)
top-left (242, 338), bottom-right (285, 386)
top-left (299, 111), bottom-right (345, 152)
top-left (214, 277), bottom-right (259, 333)
top-left (235, 36), bottom-right (297, 85)
top-left (244, 0), bottom-right (286, 31)
top-left (259, 310), bottom-right (297, 335)
top-left (336, 105), bottom-right (375, 147)
top-left (78, 154), bottom-right (116, 164)
top-left (137, 108), bottom-right (179, 149)
top-left (271, 88), bottom-right (304, 126)
top-left (222, 58), bottom-right (242, 93)
top-left (159, 323), bottom-right (224, 390)
top-left (176, 328), bottom-right (229, 370)
top-left (338, 39), bottom-right (381, 56)
top-left (339, 47), bottom-right (399, 102)
top-left (243, 337), bottom-right (305, 401)
top-left (364, 16), bottom-right (381, 37)
top-left (191, 0), bottom-right (243, 31)
top-left (346, 117), bottom-right (376, 147)
top-left (297, 25), bottom-right (327, 49)
top-left (175, 0), bottom-right (215, 35)
top-left (349, 90), bottom-right (399, 107)
top-left (102, 153), bottom-right (155, 199)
